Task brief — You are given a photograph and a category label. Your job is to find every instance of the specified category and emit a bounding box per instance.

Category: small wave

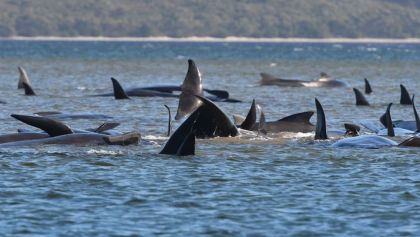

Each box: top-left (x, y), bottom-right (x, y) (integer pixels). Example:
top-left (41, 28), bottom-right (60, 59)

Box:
top-left (281, 132), bottom-right (314, 139)
top-left (143, 135), bottom-right (168, 140)
top-left (87, 149), bottom-right (123, 155)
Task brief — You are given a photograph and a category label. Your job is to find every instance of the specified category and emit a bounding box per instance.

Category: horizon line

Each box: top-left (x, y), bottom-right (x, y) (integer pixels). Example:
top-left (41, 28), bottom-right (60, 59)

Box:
top-left (3, 36), bottom-right (420, 43)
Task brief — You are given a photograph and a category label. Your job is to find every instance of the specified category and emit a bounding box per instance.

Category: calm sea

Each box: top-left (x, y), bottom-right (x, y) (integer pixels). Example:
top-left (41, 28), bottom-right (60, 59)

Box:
top-left (0, 40), bottom-right (419, 236)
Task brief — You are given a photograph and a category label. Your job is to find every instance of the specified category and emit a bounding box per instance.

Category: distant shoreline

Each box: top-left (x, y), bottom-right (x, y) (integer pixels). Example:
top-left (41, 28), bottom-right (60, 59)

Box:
top-left (3, 36), bottom-right (420, 43)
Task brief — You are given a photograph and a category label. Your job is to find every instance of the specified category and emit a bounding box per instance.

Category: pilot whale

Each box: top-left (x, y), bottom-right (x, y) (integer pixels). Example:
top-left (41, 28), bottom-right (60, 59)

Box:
top-left (95, 60), bottom-right (241, 103)
top-left (377, 95), bottom-right (420, 132)
top-left (260, 72), bottom-right (349, 88)
top-left (0, 115), bottom-right (139, 147)
top-left (234, 110), bottom-right (315, 133)
top-left (314, 99), bottom-right (419, 148)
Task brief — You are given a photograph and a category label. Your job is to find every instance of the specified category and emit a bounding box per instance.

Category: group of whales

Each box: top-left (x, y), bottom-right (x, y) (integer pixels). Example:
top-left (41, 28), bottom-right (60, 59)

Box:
top-left (4, 59), bottom-right (420, 156)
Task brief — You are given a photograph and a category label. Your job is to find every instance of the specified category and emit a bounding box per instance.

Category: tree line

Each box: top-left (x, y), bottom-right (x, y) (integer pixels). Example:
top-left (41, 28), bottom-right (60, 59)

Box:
top-left (0, 0), bottom-right (420, 38)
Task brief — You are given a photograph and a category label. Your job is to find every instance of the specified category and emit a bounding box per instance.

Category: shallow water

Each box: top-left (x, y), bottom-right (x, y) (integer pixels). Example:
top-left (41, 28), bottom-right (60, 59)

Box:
top-left (0, 40), bottom-right (420, 236)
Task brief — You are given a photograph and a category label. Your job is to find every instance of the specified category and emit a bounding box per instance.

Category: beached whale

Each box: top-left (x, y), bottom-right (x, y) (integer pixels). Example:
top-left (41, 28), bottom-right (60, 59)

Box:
top-left (260, 72), bottom-right (349, 88)
top-left (0, 115), bottom-right (139, 147)
top-left (315, 99), bottom-right (419, 148)
top-left (233, 108), bottom-right (315, 133)
top-left (95, 60), bottom-right (241, 103)
top-left (375, 95), bottom-right (420, 132)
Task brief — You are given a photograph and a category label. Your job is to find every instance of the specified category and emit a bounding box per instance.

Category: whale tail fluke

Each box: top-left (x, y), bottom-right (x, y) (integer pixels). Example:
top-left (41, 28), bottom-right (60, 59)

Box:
top-left (385, 103), bottom-right (395, 137)
top-left (160, 109), bottom-right (199, 156)
top-left (175, 130), bottom-right (196, 156)
top-left (161, 94), bottom-right (238, 156)
top-left (111, 78), bottom-right (130, 99)
top-left (23, 82), bottom-right (36, 96)
top-left (400, 84), bottom-right (413, 105)
top-left (11, 114), bottom-right (73, 137)
top-left (175, 59), bottom-right (203, 120)
top-left (315, 98), bottom-right (328, 140)
top-left (364, 78), bottom-right (372, 94)
top-left (353, 88), bottom-right (370, 106)
top-left (240, 99), bottom-right (257, 130)
top-left (18, 66), bottom-right (31, 89)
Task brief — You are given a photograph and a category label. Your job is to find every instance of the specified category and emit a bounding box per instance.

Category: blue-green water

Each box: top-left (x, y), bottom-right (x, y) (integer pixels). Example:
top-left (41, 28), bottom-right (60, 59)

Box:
top-left (0, 40), bottom-right (419, 236)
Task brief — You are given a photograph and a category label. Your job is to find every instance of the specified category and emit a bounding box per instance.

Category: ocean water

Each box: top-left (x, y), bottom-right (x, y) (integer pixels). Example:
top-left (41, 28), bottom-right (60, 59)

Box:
top-left (0, 40), bottom-right (419, 236)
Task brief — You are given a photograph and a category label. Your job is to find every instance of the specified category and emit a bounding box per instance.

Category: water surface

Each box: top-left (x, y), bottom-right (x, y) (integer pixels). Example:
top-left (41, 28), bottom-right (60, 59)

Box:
top-left (0, 40), bottom-right (419, 236)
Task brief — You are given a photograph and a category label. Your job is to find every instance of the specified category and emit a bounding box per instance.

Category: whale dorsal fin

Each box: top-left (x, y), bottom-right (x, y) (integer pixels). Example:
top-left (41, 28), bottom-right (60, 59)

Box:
top-left (260, 73), bottom-right (278, 81)
top-left (164, 105), bottom-right (172, 136)
top-left (353, 88), bottom-right (370, 106)
top-left (258, 110), bottom-right (267, 135)
top-left (175, 59), bottom-right (203, 120)
top-left (400, 84), bottom-right (413, 105)
top-left (111, 78), bottom-right (130, 99)
top-left (11, 114), bottom-right (73, 137)
top-left (23, 82), bottom-right (36, 96)
top-left (315, 98), bottom-right (328, 140)
top-left (412, 95), bottom-right (420, 132)
top-left (278, 111), bottom-right (314, 123)
top-left (364, 78), bottom-right (372, 94)
top-left (18, 66), bottom-right (31, 89)
top-left (385, 103), bottom-right (395, 137)
top-left (93, 122), bottom-right (120, 133)
top-left (240, 99), bottom-right (257, 130)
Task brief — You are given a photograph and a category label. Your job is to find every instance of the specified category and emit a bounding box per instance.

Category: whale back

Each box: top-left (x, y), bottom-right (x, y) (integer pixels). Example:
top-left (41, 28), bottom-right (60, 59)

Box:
top-left (278, 111), bottom-right (314, 124)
